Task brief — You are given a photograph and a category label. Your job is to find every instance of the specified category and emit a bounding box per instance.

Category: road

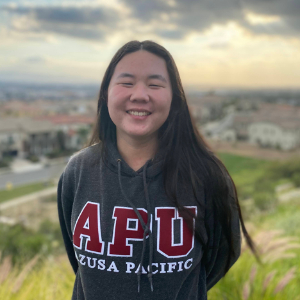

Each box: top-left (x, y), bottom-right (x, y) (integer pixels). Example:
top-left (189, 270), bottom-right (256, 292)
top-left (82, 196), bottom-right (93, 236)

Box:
top-left (0, 163), bottom-right (66, 190)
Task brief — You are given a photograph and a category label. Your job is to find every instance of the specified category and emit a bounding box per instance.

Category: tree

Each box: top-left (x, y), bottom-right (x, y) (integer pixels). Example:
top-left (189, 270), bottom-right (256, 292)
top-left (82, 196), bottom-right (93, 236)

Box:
top-left (77, 127), bottom-right (90, 147)
top-left (56, 130), bottom-right (66, 151)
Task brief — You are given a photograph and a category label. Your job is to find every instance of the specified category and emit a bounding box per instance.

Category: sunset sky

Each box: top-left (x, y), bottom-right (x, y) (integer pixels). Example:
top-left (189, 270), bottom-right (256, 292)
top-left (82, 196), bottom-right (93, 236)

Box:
top-left (1, 0), bottom-right (300, 89)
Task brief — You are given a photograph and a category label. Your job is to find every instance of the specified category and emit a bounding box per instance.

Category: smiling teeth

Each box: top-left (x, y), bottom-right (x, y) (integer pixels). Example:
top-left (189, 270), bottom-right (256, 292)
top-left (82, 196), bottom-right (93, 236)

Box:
top-left (128, 111), bottom-right (150, 116)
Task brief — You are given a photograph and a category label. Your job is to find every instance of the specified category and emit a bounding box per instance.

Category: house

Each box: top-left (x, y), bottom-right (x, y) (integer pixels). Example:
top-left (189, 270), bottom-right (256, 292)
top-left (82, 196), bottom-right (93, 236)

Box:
top-left (248, 105), bottom-right (300, 151)
top-left (0, 118), bottom-right (57, 159)
top-left (249, 120), bottom-right (300, 151)
top-left (0, 114), bottom-right (96, 160)
top-left (200, 102), bottom-right (300, 151)
top-left (187, 92), bottom-right (228, 124)
top-left (21, 119), bottom-right (57, 156)
top-left (0, 119), bottom-right (22, 159)
top-left (247, 104), bottom-right (300, 150)
top-left (232, 113), bottom-right (254, 141)
top-left (200, 113), bottom-right (236, 141)
top-left (200, 112), bottom-right (253, 142)
top-left (36, 115), bottom-right (95, 149)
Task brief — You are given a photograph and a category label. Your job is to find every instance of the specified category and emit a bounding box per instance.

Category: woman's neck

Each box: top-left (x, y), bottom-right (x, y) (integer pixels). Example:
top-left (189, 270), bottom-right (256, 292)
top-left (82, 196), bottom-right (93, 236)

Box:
top-left (116, 133), bottom-right (158, 172)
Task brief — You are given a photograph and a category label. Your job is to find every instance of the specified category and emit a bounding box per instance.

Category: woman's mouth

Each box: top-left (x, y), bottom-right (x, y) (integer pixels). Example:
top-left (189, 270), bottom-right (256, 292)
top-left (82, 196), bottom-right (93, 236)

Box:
top-left (127, 110), bottom-right (151, 116)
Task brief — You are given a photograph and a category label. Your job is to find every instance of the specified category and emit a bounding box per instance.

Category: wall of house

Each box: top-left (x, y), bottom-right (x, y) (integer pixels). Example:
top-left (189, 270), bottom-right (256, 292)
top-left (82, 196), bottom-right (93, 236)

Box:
top-left (220, 129), bottom-right (237, 142)
top-left (248, 122), bottom-right (299, 150)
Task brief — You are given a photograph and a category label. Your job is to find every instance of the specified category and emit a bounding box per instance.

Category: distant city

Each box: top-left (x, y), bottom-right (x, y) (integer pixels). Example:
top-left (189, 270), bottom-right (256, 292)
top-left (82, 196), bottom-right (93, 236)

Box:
top-left (1, 81), bottom-right (300, 104)
top-left (0, 81), bottom-right (300, 172)
top-left (0, 81), bottom-right (100, 102)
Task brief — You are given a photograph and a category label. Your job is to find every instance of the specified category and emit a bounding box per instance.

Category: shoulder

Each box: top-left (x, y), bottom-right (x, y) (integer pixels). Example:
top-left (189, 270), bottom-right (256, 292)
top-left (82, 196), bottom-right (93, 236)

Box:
top-left (67, 143), bottom-right (102, 169)
top-left (58, 143), bottom-right (102, 197)
top-left (69, 142), bottom-right (102, 163)
top-left (61, 143), bottom-right (102, 181)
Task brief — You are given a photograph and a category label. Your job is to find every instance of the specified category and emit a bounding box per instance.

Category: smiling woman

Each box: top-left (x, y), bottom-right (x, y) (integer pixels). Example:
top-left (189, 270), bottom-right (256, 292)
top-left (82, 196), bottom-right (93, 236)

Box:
top-left (107, 51), bottom-right (172, 169)
top-left (57, 40), bottom-right (257, 300)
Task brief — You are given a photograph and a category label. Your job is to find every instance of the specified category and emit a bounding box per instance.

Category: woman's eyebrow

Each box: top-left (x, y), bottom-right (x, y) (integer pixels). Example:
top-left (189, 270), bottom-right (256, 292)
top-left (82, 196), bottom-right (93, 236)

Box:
top-left (148, 74), bottom-right (167, 82)
top-left (117, 73), bottom-right (135, 79)
top-left (116, 73), bottom-right (167, 82)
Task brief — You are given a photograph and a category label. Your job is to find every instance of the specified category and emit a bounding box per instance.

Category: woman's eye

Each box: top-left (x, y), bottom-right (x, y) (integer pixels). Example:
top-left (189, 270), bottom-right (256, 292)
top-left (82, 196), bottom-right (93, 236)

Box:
top-left (149, 84), bottom-right (160, 88)
top-left (122, 82), bottom-right (133, 86)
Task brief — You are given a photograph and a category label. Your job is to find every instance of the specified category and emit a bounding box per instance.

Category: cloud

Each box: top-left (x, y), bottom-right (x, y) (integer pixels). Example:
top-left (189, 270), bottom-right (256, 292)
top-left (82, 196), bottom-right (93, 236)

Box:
top-left (241, 0), bottom-right (300, 36)
top-left (243, 0), bottom-right (300, 18)
top-left (155, 28), bottom-right (186, 40)
top-left (120, 0), bottom-right (171, 22)
top-left (1, 4), bottom-right (121, 41)
top-left (122, 0), bottom-right (244, 39)
top-left (1, 0), bottom-right (300, 41)
top-left (24, 55), bottom-right (48, 63)
top-left (207, 42), bottom-right (231, 49)
top-left (122, 0), bottom-right (300, 39)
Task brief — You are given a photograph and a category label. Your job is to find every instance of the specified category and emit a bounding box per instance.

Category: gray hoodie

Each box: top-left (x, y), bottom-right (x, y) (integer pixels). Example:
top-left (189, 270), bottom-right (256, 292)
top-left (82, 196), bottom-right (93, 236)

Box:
top-left (57, 141), bottom-right (241, 300)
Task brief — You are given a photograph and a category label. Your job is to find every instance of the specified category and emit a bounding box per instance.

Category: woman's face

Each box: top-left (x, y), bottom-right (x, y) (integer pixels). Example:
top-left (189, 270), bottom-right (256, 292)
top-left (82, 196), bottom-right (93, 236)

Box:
top-left (107, 50), bottom-right (172, 142)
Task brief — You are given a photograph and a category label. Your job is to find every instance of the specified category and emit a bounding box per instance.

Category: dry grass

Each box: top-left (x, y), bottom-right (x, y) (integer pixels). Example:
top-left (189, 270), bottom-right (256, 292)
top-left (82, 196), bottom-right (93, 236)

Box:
top-left (273, 267), bottom-right (296, 295)
top-left (209, 228), bottom-right (300, 300)
top-left (0, 256), bottom-right (12, 285)
top-left (11, 254), bottom-right (40, 293)
top-left (0, 255), bottom-right (74, 300)
top-left (0, 229), bottom-right (298, 299)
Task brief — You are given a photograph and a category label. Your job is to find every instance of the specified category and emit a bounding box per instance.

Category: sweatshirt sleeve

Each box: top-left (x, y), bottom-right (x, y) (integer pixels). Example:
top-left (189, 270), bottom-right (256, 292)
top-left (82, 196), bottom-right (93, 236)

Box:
top-left (205, 180), bottom-right (241, 291)
top-left (57, 171), bottom-right (78, 274)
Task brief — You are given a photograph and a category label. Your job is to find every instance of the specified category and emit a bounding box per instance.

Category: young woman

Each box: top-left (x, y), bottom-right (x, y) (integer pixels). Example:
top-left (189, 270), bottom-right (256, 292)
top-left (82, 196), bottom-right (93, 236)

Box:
top-left (57, 40), bottom-right (255, 300)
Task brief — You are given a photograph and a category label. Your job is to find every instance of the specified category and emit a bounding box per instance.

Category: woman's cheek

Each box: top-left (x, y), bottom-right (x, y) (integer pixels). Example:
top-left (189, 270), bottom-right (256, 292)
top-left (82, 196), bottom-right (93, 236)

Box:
top-left (108, 85), bottom-right (126, 100)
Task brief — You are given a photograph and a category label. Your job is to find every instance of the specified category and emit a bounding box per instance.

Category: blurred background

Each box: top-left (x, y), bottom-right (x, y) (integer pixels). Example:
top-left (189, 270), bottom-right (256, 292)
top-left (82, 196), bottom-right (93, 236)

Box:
top-left (0, 0), bottom-right (300, 299)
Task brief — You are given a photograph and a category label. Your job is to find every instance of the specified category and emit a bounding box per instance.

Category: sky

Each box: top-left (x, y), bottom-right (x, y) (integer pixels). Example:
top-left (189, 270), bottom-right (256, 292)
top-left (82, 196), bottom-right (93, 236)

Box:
top-left (1, 0), bottom-right (300, 89)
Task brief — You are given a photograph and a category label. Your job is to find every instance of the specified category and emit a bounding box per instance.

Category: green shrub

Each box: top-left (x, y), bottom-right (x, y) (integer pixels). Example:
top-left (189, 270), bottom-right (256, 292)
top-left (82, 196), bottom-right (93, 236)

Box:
top-left (46, 149), bottom-right (75, 159)
top-left (0, 224), bottom-right (45, 264)
top-left (253, 192), bottom-right (277, 211)
top-left (291, 172), bottom-right (300, 187)
top-left (0, 157), bottom-right (12, 168)
top-left (0, 160), bottom-right (9, 168)
top-left (27, 155), bottom-right (40, 163)
top-left (266, 159), bottom-right (300, 181)
top-left (253, 176), bottom-right (275, 194)
top-left (0, 219), bottom-right (64, 265)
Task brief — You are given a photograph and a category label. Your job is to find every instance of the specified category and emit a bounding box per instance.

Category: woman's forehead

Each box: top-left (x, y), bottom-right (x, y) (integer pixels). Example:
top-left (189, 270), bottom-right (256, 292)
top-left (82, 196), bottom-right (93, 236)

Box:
top-left (113, 51), bottom-right (168, 77)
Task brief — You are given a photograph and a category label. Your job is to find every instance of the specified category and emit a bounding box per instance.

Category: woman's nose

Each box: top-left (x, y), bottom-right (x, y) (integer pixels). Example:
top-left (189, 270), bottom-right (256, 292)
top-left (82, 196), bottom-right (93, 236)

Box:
top-left (129, 83), bottom-right (150, 102)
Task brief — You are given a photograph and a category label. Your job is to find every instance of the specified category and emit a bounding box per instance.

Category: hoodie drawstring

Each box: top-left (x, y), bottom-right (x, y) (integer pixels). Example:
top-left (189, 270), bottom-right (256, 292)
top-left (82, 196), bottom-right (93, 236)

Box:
top-left (142, 162), bottom-right (154, 292)
top-left (117, 159), bottom-right (154, 293)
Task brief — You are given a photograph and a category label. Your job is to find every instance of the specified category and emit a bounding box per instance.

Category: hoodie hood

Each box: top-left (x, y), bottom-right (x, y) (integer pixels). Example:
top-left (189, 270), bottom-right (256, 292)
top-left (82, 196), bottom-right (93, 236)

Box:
top-left (104, 140), bottom-right (164, 179)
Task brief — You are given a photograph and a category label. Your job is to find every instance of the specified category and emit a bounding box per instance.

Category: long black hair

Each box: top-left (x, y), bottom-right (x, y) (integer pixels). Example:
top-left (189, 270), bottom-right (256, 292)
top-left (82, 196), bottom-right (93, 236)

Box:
top-left (89, 40), bottom-right (258, 273)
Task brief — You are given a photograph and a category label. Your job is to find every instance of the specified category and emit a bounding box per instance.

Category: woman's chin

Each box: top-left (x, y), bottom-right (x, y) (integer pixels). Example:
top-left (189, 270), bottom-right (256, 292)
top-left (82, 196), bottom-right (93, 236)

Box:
top-left (119, 128), bottom-right (158, 140)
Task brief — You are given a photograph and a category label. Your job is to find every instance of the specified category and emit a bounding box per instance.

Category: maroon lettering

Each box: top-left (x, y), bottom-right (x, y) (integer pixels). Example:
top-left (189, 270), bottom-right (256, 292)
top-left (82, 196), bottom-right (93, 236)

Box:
top-left (155, 207), bottom-right (197, 258)
top-left (108, 207), bottom-right (149, 257)
top-left (73, 202), bottom-right (104, 254)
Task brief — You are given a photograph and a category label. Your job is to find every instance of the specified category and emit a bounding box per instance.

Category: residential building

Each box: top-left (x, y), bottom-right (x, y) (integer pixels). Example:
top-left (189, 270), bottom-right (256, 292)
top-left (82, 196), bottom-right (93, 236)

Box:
top-left (187, 93), bottom-right (228, 123)
top-left (201, 103), bottom-right (300, 150)
top-left (247, 104), bottom-right (300, 150)
top-left (36, 115), bottom-right (94, 149)
top-left (0, 118), bottom-right (57, 159)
